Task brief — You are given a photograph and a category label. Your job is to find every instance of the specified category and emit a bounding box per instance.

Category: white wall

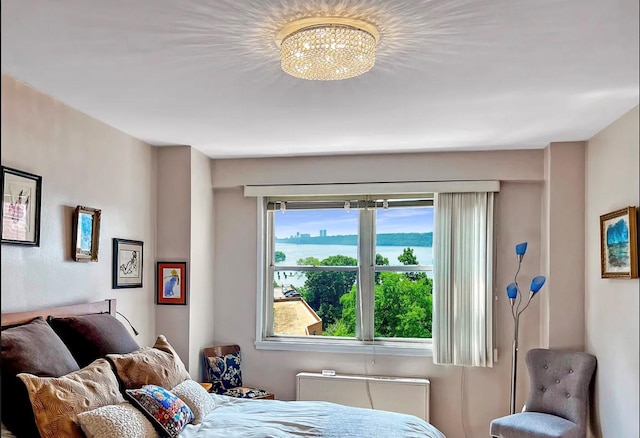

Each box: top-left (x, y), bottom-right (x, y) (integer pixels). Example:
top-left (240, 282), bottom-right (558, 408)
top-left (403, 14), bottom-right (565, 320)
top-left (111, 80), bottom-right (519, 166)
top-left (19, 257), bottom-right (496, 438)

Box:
top-left (4, 70), bottom-right (625, 436)
top-left (542, 142), bottom-right (586, 350)
top-left (585, 105), bottom-right (639, 438)
top-left (0, 78), bottom-right (217, 380)
top-left (210, 151), bottom-right (548, 438)
top-left (155, 147), bottom-right (191, 364)
top-left (188, 148), bottom-right (216, 380)
top-left (0, 74), bottom-right (157, 346)
top-left (155, 146), bottom-right (216, 377)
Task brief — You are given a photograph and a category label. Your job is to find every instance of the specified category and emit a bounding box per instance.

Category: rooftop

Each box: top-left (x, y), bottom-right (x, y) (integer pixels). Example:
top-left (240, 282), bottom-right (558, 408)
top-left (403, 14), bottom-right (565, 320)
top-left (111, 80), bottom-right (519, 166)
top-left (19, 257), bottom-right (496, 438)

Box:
top-left (273, 297), bottom-right (322, 336)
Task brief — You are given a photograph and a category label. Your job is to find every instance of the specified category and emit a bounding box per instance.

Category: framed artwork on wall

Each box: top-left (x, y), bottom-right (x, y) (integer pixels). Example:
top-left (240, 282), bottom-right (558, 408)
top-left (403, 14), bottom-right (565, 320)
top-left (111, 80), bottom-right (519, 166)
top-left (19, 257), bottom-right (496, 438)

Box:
top-left (1, 166), bottom-right (42, 246)
top-left (156, 261), bottom-right (187, 305)
top-left (113, 238), bottom-right (144, 288)
top-left (72, 205), bottom-right (101, 262)
top-left (600, 206), bottom-right (638, 279)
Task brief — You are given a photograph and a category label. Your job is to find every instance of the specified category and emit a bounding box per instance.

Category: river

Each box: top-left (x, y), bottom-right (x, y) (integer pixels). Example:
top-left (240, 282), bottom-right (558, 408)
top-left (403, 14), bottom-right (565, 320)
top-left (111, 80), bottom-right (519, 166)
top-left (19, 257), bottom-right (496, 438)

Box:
top-left (274, 243), bottom-right (433, 288)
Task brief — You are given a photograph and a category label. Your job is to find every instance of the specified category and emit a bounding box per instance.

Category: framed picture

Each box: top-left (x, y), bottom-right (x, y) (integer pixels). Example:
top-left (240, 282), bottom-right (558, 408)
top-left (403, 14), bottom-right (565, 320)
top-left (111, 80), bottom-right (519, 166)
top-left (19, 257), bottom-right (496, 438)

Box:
top-left (600, 206), bottom-right (638, 279)
top-left (113, 238), bottom-right (144, 288)
top-left (156, 261), bottom-right (187, 305)
top-left (1, 166), bottom-right (42, 246)
top-left (72, 205), bottom-right (101, 262)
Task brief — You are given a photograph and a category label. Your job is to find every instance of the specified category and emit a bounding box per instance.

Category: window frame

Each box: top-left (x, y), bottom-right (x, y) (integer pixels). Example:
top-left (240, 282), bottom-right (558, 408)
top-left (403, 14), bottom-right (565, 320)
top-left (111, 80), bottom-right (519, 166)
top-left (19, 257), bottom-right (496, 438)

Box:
top-left (254, 196), bottom-right (435, 357)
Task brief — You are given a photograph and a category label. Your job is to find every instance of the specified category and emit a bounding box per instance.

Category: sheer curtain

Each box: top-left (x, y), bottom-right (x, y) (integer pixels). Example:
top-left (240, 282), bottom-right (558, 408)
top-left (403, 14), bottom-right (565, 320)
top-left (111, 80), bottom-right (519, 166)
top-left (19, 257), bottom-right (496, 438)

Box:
top-left (432, 192), bottom-right (494, 367)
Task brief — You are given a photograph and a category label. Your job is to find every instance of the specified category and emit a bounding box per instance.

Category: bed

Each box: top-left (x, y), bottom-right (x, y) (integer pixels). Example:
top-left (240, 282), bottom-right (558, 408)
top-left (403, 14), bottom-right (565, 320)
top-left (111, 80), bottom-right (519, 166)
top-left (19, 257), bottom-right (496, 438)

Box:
top-left (1, 300), bottom-right (445, 438)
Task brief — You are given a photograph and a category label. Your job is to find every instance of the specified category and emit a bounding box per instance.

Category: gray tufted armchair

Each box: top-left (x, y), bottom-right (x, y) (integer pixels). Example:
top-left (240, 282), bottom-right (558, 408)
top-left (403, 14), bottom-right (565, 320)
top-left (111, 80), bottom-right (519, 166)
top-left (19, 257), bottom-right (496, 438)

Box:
top-left (490, 348), bottom-right (597, 438)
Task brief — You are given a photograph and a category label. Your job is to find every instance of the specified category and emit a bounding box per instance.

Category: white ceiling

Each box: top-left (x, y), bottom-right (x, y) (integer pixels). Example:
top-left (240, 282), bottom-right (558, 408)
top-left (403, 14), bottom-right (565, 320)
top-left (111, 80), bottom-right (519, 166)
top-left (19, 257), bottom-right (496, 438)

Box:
top-left (1, 0), bottom-right (638, 159)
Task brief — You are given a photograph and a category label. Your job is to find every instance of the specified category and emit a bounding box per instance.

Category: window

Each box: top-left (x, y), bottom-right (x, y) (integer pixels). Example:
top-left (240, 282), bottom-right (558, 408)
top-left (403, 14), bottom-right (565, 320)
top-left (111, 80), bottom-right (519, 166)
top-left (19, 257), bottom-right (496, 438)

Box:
top-left (257, 195), bottom-right (434, 355)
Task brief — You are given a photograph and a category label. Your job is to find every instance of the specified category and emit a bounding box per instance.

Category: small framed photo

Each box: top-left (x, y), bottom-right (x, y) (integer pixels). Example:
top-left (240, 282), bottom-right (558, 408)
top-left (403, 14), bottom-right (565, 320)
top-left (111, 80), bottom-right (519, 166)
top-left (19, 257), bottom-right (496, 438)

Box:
top-left (1, 166), bottom-right (42, 246)
top-left (72, 205), bottom-right (101, 262)
top-left (156, 261), bottom-right (187, 305)
top-left (600, 206), bottom-right (638, 279)
top-left (113, 238), bottom-right (144, 288)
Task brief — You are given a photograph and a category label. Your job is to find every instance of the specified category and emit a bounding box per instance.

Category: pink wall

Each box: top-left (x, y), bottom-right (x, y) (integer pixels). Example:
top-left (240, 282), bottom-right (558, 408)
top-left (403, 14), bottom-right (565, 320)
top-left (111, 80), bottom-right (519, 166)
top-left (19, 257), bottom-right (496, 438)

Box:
top-left (585, 105), bottom-right (639, 438)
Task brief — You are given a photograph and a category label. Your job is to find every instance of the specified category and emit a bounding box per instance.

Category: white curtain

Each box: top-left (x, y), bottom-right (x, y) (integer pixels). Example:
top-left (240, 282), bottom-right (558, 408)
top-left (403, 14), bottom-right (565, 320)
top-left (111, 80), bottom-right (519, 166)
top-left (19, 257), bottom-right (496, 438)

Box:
top-left (432, 192), bottom-right (494, 367)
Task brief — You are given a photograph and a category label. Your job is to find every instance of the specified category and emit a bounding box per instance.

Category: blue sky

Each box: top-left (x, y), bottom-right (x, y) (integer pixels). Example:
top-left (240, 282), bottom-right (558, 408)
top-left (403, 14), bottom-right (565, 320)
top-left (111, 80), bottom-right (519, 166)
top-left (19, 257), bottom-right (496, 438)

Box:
top-left (275, 207), bottom-right (433, 238)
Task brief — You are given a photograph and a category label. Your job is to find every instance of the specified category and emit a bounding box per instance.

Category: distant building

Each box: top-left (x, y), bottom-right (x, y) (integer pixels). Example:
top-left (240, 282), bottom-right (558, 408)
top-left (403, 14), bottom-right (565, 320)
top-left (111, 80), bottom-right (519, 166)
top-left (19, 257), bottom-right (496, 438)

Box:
top-left (319, 229), bottom-right (327, 237)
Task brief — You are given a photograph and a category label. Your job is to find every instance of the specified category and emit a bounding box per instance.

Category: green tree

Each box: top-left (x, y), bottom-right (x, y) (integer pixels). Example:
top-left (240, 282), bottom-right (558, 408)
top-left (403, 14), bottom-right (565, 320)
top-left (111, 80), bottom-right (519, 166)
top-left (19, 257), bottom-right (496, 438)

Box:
top-left (398, 247), bottom-right (426, 281)
top-left (334, 272), bottom-right (433, 338)
top-left (375, 253), bottom-right (389, 284)
top-left (376, 253), bottom-right (390, 266)
top-left (374, 273), bottom-right (432, 338)
top-left (323, 318), bottom-right (354, 337)
top-left (398, 247), bottom-right (418, 265)
top-left (275, 251), bottom-right (286, 263)
top-left (300, 255), bottom-right (357, 329)
top-left (297, 256), bottom-right (320, 266)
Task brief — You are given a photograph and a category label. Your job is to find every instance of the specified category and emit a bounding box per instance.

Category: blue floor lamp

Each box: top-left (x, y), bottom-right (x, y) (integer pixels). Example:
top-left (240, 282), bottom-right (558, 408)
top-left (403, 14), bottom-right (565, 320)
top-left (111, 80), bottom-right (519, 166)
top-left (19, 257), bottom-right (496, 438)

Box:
top-left (507, 242), bottom-right (546, 414)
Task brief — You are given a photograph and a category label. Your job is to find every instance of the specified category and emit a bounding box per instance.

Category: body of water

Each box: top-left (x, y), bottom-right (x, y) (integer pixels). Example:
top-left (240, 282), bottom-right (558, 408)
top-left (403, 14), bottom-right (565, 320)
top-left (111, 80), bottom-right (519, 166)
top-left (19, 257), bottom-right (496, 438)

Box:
top-left (274, 243), bottom-right (433, 288)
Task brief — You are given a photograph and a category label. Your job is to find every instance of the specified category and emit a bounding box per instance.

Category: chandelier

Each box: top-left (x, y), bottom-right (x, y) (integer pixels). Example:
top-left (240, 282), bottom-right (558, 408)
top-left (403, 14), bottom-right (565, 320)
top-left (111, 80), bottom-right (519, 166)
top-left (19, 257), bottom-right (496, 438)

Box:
top-left (275, 17), bottom-right (380, 81)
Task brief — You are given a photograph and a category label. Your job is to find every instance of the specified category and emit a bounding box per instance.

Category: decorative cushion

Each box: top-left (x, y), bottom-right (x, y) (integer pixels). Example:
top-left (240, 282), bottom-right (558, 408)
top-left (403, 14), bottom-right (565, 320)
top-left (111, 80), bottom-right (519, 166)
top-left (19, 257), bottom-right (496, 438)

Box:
top-left (17, 358), bottom-right (125, 438)
top-left (107, 335), bottom-right (191, 390)
top-left (221, 387), bottom-right (271, 399)
top-left (77, 402), bottom-right (158, 438)
top-left (48, 313), bottom-right (140, 367)
top-left (126, 385), bottom-right (194, 438)
top-left (170, 380), bottom-right (216, 424)
top-left (205, 351), bottom-right (242, 393)
top-left (1, 317), bottom-right (80, 438)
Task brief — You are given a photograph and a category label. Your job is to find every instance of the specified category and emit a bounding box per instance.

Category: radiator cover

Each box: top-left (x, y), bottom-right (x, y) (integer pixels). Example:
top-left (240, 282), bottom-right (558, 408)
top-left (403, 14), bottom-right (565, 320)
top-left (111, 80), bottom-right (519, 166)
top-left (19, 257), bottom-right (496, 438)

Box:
top-left (296, 372), bottom-right (430, 421)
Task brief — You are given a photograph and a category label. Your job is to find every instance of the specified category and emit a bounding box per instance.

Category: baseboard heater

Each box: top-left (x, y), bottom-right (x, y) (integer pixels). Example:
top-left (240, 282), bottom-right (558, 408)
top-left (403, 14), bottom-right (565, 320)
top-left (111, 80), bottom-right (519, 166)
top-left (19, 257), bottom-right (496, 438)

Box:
top-left (296, 372), bottom-right (430, 421)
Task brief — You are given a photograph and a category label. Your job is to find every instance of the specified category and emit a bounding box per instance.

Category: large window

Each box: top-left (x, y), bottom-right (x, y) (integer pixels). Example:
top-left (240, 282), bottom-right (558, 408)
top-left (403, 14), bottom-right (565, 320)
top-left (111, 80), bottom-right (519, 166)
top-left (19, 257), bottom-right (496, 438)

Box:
top-left (259, 195), bottom-right (434, 353)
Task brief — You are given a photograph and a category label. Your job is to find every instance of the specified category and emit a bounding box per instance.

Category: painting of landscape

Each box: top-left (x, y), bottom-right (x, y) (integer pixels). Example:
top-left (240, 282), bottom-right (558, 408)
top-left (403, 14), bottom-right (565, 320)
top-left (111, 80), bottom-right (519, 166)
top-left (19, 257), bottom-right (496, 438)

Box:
top-left (600, 206), bottom-right (638, 279)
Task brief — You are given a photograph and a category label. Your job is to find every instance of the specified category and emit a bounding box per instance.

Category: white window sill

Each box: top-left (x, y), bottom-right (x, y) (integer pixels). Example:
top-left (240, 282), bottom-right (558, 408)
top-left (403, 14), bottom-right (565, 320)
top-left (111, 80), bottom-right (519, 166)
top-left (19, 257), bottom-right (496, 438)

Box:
top-left (255, 337), bottom-right (433, 357)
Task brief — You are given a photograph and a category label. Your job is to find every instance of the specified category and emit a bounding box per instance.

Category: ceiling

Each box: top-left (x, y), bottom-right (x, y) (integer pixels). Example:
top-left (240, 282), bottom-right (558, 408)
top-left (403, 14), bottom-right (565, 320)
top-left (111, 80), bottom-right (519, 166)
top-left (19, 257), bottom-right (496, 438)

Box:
top-left (1, 0), bottom-right (638, 159)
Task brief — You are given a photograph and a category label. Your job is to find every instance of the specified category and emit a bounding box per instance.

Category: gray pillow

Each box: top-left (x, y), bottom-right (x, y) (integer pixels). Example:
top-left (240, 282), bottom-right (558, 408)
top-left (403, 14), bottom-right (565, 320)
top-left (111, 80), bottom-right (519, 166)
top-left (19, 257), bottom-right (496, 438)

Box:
top-left (1, 317), bottom-right (80, 437)
top-left (48, 313), bottom-right (139, 367)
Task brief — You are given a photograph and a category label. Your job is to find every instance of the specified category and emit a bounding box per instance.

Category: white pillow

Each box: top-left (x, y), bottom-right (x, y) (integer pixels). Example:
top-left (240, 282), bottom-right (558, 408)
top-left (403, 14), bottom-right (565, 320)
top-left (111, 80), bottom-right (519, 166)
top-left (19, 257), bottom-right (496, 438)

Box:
top-left (77, 402), bottom-right (158, 438)
top-left (171, 379), bottom-right (216, 424)
top-left (1, 423), bottom-right (17, 438)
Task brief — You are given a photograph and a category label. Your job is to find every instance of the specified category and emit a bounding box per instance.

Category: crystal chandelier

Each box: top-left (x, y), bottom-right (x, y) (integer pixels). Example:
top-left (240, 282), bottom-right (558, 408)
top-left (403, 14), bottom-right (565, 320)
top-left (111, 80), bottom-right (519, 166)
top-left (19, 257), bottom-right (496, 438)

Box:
top-left (275, 17), bottom-right (380, 81)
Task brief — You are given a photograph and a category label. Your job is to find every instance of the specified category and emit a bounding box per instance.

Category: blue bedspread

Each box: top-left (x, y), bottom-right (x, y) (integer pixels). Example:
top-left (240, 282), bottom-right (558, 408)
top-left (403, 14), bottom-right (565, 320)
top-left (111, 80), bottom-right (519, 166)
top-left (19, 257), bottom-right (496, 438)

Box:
top-left (180, 395), bottom-right (446, 438)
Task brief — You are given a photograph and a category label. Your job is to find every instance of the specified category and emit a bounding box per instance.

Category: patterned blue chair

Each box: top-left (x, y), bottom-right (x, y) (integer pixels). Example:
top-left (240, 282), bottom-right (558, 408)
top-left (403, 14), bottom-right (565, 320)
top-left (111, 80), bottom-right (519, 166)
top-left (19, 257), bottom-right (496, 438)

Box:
top-left (203, 344), bottom-right (273, 399)
top-left (490, 349), bottom-right (597, 438)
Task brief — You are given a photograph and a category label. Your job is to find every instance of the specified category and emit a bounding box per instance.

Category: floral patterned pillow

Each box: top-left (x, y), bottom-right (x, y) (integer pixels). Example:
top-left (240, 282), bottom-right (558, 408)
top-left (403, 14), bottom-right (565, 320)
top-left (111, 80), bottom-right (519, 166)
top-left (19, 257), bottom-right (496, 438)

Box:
top-left (205, 351), bottom-right (242, 393)
top-left (125, 385), bottom-right (193, 438)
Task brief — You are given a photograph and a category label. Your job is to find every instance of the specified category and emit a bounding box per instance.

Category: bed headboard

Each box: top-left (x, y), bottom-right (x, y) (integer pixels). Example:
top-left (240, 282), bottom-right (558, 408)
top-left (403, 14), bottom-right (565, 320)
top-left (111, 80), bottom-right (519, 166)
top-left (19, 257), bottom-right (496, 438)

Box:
top-left (1, 299), bottom-right (116, 327)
